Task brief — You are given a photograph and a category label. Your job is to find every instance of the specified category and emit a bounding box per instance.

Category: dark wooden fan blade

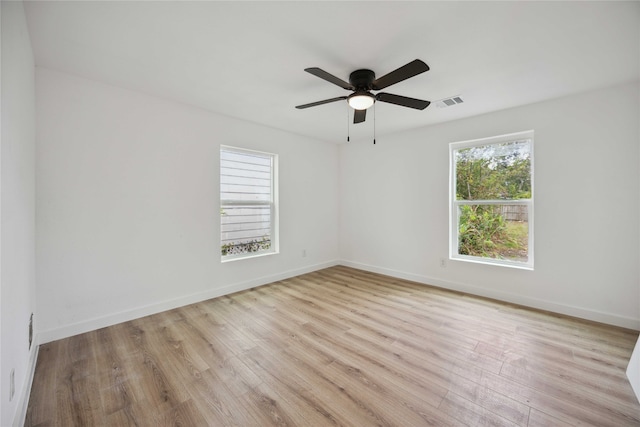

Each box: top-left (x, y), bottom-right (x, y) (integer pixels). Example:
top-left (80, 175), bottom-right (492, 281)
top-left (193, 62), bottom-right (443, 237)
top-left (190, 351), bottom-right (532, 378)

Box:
top-left (296, 96), bottom-right (347, 109)
top-left (353, 108), bottom-right (366, 124)
top-left (305, 68), bottom-right (354, 90)
top-left (371, 59), bottom-right (429, 90)
top-left (376, 92), bottom-right (430, 110)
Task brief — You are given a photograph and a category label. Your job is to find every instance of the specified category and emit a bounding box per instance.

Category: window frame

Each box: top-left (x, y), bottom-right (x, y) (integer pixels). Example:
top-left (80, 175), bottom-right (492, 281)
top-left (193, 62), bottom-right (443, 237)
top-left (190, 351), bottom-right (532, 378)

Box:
top-left (220, 145), bottom-right (279, 262)
top-left (449, 130), bottom-right (534, 270)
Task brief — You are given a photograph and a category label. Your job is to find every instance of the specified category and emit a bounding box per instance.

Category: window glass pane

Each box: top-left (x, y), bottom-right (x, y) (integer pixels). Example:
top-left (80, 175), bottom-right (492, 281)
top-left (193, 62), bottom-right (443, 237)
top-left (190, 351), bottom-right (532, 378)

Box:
top-left (455, 140), bottom-right (531, 201)
top-left (458, 204), bottom-right (529, 263)
top-left (221, 205), bottom-right (271, 256)
top-left (221, 150), bottom-right (272, 202)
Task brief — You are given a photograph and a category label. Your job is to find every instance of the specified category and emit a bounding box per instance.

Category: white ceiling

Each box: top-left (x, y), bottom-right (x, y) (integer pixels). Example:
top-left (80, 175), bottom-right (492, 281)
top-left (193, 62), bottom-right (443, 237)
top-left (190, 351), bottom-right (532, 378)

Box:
top-left (24, 1), bottom-right (640, 144)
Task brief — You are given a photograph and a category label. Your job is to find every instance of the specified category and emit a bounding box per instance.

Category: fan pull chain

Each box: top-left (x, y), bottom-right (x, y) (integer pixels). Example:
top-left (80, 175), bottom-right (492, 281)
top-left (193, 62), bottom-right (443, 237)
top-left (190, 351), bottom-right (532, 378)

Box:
top-left (373, 103), bottom-right (376, 145)
top-left (347, 104), bottom-right (350, 143)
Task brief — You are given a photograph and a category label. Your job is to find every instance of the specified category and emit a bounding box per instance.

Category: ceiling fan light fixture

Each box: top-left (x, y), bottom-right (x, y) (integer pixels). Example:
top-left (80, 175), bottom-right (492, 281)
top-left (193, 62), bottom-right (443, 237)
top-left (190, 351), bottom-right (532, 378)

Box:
top-left (347, 93), bottom-right (375, 110)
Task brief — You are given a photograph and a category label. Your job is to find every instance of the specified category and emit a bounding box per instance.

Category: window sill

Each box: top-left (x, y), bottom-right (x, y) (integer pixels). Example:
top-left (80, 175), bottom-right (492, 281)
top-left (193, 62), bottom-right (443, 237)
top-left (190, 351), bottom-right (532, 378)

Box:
top-left (221, 250), bottom-right (279, 263)
top-left (451, 254), bottom-right (533, 271)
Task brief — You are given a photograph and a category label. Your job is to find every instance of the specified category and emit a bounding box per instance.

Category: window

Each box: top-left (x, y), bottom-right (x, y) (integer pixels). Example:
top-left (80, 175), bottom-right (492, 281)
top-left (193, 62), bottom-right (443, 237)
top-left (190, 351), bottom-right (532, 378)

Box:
top-left (220, 146), bottom-right (278, 261)
top-left (450, 131), bottom-right (533, 269)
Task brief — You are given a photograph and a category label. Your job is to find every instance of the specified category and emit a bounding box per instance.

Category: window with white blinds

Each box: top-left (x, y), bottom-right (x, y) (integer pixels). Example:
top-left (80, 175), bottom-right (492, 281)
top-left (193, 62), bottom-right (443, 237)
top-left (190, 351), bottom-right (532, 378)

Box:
top-left (220, 146), bottom-right (277, 260)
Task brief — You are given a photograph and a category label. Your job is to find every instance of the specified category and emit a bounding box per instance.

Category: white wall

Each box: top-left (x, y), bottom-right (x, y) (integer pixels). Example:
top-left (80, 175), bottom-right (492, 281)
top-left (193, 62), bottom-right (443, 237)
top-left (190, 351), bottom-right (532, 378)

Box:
top-left (1, 2), bottom-right (37, 425)
top-left (340, 81), bottom-right (640, 329)
top-left (36, 68), bottom-right (339, 342)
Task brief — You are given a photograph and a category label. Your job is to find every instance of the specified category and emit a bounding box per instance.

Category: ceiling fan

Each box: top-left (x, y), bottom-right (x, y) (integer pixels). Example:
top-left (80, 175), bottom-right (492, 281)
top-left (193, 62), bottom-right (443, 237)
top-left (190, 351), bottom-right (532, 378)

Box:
top-left (296, 59), bottom-right (431, 124)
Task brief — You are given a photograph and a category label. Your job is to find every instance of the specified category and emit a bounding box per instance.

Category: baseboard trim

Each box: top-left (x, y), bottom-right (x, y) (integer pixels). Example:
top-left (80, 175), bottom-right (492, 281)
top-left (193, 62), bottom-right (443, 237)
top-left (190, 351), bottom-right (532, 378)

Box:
top-left (38, 260), bottom-right (340, 344)
top-left (12, 342), bottom-right (39, 427)
top-left (340, 260), bottom-right (640, 330)
top-left (36, 258), bottom-right (640, 344)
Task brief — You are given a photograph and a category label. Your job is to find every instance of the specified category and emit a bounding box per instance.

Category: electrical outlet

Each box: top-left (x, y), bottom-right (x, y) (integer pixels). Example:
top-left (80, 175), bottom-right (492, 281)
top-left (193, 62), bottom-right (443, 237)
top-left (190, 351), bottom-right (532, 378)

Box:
top-left (439, 258), bottom-right (447, 268)
top-left (9, 369), bottom-right (15, 402)
top-left (302, 249), bottom-right (307, 258)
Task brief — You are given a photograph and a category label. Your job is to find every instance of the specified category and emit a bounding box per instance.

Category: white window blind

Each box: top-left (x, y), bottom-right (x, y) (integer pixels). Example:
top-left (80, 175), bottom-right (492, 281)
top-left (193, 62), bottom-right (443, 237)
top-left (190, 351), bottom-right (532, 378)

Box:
top-left (220, 146), bottom-right (277, 260)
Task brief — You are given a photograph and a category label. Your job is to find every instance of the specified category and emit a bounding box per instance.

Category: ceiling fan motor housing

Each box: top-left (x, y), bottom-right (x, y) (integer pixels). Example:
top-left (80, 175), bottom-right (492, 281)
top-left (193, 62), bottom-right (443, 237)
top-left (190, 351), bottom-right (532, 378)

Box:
top-left (349, 69), bottom-right (375, 90)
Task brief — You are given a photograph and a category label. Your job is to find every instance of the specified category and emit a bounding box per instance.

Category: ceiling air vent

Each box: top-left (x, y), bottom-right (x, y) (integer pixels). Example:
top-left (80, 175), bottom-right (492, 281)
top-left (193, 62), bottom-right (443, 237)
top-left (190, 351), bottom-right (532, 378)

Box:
top-left (435, 95), bottom-right (464, 108)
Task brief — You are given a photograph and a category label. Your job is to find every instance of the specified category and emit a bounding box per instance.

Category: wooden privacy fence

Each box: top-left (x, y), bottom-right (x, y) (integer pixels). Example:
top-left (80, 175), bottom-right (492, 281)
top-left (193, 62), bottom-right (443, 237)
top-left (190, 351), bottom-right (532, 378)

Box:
top-left (501, 205), bottom-right (528, 222)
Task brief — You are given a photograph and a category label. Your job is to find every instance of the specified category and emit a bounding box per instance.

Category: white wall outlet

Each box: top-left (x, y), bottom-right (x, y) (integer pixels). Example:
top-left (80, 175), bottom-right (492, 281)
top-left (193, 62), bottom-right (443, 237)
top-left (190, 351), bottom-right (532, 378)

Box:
top-left (439, 258), bottom-right (447, 268)
top-left (302, 249), bottom-right (307, 258)
top-left (9, 369), bottom-right (15, 402)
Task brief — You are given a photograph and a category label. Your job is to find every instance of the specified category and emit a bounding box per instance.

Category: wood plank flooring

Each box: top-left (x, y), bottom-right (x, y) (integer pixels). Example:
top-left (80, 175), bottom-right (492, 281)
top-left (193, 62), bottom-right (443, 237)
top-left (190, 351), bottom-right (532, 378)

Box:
top-left (25, 266), bottom-right (640, 426)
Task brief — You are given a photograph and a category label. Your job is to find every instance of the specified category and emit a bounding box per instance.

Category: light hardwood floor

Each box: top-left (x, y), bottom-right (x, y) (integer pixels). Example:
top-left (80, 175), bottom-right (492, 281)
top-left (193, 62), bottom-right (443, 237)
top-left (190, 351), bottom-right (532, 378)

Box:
top-left (26, 266), bottom-right (640, 426)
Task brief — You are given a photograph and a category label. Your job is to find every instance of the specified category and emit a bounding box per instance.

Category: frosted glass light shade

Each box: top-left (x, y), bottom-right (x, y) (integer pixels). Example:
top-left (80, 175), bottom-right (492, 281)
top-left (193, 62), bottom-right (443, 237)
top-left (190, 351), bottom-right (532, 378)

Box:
top-left (348, 94), bottom-right (375, 110)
